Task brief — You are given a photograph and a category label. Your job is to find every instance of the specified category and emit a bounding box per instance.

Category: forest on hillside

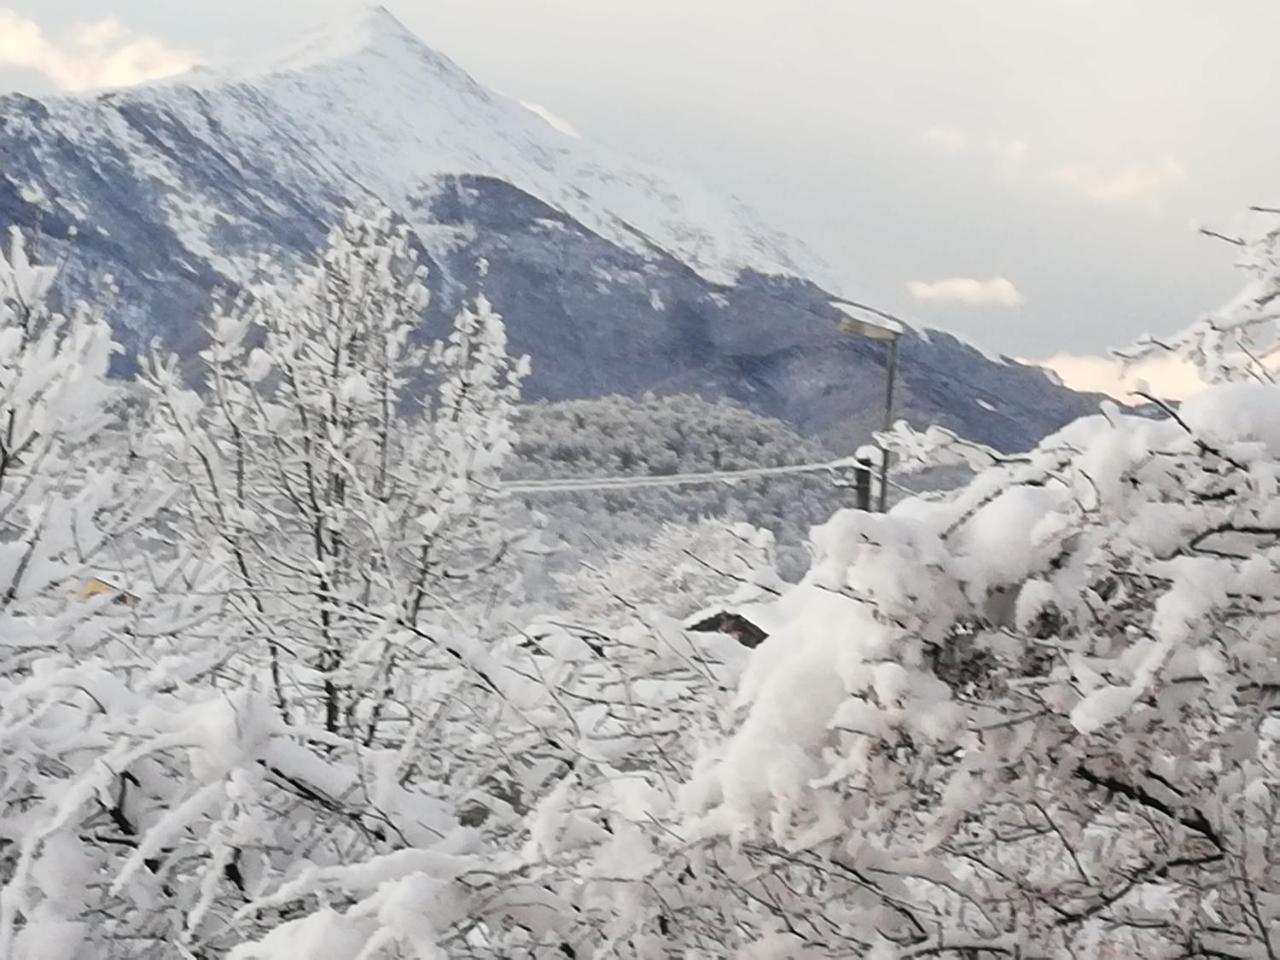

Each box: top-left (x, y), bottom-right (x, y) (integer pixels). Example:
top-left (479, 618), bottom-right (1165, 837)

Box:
top-left (511, 394), bottom-right (850, 577)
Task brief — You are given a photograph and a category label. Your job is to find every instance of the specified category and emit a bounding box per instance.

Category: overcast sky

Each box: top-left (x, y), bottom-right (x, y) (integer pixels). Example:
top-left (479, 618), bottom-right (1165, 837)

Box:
top-left (3, 1), bottom-right (1277, 394)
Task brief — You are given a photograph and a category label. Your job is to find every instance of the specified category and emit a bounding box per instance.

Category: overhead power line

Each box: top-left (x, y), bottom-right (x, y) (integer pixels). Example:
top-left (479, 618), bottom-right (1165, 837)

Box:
top-left (500, 457), bottom-right (921, 496)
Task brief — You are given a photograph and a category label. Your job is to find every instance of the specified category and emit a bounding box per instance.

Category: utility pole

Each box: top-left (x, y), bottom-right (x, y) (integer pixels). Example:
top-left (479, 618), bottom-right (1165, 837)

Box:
top-left (878, 333), bottom-right (899, 512)
top-left (834, 303), bottom-right (904, 513)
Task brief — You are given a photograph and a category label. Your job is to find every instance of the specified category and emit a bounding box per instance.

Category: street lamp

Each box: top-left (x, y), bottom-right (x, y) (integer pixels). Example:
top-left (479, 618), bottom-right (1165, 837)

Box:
top-left (833, 301), bottom-right (904, 513)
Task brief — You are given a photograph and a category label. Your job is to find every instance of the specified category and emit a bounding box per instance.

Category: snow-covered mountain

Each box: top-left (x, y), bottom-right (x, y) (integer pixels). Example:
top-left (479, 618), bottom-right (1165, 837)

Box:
top-left (0, 5), bottom-right (1101, 451)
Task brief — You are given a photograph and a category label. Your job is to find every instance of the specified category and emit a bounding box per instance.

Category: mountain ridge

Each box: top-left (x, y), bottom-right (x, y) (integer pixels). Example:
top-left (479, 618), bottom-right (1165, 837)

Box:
top-left (0, 6), bottom-right (1104, 452)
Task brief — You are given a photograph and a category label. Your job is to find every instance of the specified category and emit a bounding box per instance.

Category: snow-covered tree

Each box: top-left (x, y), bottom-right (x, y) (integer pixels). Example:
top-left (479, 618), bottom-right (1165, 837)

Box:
top-left (553, 518), bottom-right (782, 625)
top-left (1120, 211), bottom-right (1280, 388)
top-left (0, 227), bottom-right (125, 601)
top-left (0, 229), bottom-right (219, 957)
top-left (95, 207), bottom-right (564, 953)
top-left (1, 213), bottom-right (567, 959)
top-left (144, 208), bottom-right (529, 734)
top-left (484, 215), bottom-right (1280, 959)
top-left (16, 199), bottom-right (1280, 958)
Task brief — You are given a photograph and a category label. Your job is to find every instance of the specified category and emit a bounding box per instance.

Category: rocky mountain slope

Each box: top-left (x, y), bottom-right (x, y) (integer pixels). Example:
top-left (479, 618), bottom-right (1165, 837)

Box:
top-left (0, 6), bottom-right (1101, 451)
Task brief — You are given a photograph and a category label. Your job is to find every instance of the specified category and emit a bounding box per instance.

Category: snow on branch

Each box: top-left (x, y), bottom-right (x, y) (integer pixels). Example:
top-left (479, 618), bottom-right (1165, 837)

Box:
top-left (13, 206), bottom-right (1280, 958)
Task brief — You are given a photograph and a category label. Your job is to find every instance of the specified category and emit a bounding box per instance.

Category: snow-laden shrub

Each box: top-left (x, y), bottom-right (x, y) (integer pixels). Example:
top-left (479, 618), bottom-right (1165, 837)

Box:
top-left (0, 227), bottom-right (218, 957)
top-left (554, 519), bottom-right (783, 625)
top-left (13, 205), bottom-right (1280, 959)
top-left (1121, 211), bottom-right (1280, 386)
top-left (0, 213), bottom-right (562, 958)
top-left (532, 218), bottom-right (1280, 958)
top-left (666, 386), bottom-right (1280, 957)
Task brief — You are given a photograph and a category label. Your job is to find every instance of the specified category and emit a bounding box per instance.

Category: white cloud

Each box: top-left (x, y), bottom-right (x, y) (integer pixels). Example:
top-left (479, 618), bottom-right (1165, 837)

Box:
top-left (1038, 351), bottom-right (1208, 402)
top-left (921, 124), bottom-right (969, 154)
top-left (920, 124), bottom-right (1029, 173)
top-left (923, 126), bottom-right (1186, 209)
top-left (988, 136), bottom-right (1030, 171)
top-left (520, 101), bottom-right (581, 138)
top-left (906, 276), bottom-right (1026, 308)
top-left (1050, 158), bottom-right (1187, 205)
top-left (0, 10), bottom-right (196, 92)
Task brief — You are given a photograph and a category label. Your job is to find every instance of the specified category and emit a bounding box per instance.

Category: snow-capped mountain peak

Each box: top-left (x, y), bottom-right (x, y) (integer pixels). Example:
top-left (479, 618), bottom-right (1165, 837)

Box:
top-left (9, 6), bottom-right (829, 288)
top-left (242, 5), bottom-right (477, 92)
top-left (224, 5), bottom-right (825, 286)
top-left (259, 5), bottom-right (420, 71)
top-left (0, 7), bottom-right (1100, 453)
